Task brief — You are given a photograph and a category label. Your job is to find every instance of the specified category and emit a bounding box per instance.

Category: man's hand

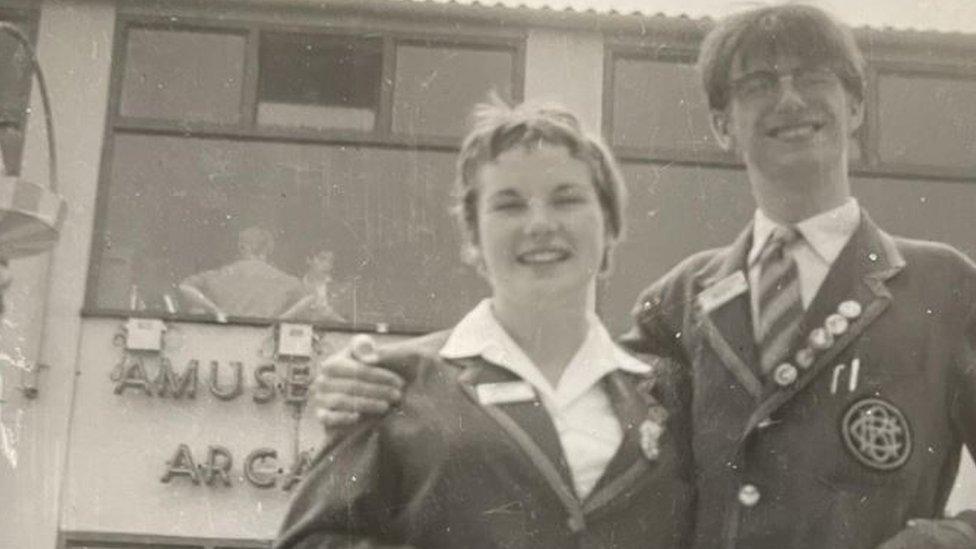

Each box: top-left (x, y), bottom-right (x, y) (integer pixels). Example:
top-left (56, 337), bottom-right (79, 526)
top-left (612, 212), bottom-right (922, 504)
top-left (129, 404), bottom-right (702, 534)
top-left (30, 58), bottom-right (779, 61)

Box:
top-left (877, 518), bottom-right (976, 549)
top-left (313, 335), bottom-right (405, 428)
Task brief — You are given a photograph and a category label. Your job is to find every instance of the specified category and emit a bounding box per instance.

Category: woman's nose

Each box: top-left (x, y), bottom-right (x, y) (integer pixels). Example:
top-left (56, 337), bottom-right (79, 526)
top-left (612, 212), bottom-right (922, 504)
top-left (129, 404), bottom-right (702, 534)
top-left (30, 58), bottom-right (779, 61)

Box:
top-left (524, 201), bottom-right (558, 234)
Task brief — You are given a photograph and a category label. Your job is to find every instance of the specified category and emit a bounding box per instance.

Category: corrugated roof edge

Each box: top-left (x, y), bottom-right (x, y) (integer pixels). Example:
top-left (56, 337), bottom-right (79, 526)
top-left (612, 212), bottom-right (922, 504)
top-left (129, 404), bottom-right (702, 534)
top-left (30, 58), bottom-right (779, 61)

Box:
top-left (395, 0), bottom-right (976, 35)
top-left (170, 0), bottom-right (712, 36)
top-left (162, 0), bottom-right (976, 44)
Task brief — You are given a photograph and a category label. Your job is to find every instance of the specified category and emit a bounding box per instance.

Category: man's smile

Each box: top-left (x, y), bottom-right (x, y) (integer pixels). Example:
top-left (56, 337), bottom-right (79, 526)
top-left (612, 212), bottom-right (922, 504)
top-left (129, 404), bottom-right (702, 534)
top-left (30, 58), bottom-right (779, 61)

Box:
top-left (765, 119), bottom-right (826, 141)
top-left (516, 247), bottom-right (572, 265)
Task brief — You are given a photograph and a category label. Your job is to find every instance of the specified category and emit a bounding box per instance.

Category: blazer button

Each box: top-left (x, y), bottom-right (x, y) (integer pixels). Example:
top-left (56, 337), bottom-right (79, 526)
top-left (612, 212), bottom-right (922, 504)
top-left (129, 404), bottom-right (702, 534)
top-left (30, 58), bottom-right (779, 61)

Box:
top-left (566, 515), bottom-right (585, 533)
top-left (738, 484), bottom-right (761, 507)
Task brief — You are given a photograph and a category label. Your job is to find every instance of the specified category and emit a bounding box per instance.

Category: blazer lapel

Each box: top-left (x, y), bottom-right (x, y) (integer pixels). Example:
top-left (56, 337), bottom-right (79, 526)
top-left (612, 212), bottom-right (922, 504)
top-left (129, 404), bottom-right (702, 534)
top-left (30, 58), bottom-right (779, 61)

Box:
top-left (743, 211), bottom-right (906, 435)
top-left (454, 357), bottom-right (586, 530)
top-left (582, 369), bottom-right (666, 515)
top-left (695, 224), bottom-right (764, 399)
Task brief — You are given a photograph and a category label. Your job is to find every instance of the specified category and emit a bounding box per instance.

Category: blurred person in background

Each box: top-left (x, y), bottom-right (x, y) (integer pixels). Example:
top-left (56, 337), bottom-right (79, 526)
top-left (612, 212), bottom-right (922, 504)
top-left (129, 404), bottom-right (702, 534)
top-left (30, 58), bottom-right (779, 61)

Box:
top-left (180, 226), bottom-right (304, 322)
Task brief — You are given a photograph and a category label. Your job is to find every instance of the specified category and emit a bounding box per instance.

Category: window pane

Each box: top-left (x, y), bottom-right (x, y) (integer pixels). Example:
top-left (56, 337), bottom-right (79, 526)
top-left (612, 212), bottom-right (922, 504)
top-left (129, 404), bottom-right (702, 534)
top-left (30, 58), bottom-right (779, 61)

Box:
top-left (878, 73), bottom-right (976, 169)
top-left (611, 58), bottom-right (719, 152)
top-left (393, 44), bottom-right (513, 137)
top-left (0, 17), bottom-right (31, 174)
top-left (92, 134), bottom-right (485, 329)
top-left (120, 28), bottom-right (245, 123)
top-left (600, 163), bottom-right (753, 334)
top-left (257, 32), bottom-right (381, 131)
top-left (852, 175), bottom-right (976, 262)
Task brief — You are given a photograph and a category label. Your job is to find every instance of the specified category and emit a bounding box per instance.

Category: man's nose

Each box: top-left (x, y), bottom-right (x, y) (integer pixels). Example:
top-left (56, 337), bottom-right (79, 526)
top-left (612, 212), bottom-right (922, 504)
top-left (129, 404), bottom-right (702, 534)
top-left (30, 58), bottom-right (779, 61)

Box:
top-left (774, 74), bottom-right (807, 111)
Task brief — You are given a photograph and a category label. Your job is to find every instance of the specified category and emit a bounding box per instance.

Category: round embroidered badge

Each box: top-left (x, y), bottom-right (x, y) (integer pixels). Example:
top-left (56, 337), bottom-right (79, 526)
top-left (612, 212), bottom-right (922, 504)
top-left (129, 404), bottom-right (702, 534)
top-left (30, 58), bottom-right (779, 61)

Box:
top-left (841, 398), bottom-right (912, 471)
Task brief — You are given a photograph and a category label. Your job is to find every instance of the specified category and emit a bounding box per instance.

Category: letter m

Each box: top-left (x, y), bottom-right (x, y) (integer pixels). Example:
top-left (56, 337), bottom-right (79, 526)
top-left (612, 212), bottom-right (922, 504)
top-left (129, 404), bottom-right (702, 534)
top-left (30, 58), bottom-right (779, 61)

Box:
top-left (155, 359), bottom-right (198, 398)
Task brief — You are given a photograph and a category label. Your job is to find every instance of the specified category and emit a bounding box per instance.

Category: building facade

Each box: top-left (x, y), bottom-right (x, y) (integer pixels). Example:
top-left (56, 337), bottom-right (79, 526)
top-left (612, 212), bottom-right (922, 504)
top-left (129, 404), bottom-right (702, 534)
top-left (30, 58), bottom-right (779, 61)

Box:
top-left (0, 0), bottom-right (974, 547)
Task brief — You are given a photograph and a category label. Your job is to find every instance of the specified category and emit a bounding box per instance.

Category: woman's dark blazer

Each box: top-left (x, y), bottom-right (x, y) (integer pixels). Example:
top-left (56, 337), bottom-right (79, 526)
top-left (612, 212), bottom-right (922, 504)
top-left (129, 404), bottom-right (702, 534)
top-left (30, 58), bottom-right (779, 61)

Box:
top-left (274, 330), bottom-right (695, 549)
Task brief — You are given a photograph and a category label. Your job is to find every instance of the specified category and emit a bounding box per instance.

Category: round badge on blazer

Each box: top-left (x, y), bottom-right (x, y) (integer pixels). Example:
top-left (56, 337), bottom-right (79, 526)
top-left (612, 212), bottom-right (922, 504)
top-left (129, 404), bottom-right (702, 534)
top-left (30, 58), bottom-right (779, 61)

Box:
top-left (825, 314), bottom-right (849, 336)
top-left (738, 484), bottom-right (761, 507)
top-left (794, 348), bottom-right (815, 369)
top-left (842, 398), bottom-right (912, 471)
top-left (639, 419), bottom-right (663, 461)
top-left (773, 363), bottom-right (798, 386)
top-left (809, 327), bottom-right (834, 350)
top-left (838, 300), bottom-right (863, 320)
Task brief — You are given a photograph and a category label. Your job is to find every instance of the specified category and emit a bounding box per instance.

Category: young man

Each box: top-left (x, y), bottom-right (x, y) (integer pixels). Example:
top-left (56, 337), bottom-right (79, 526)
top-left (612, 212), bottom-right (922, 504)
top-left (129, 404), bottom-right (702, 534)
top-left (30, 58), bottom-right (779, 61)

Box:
top-left (311, 5), bottom-right (976, 548)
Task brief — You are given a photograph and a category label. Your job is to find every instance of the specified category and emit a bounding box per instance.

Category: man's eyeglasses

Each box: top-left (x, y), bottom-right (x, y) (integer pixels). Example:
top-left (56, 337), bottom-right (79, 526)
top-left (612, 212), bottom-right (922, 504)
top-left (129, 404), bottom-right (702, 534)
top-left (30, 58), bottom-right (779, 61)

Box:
top-left (730, 68), bottom-right (840, 100)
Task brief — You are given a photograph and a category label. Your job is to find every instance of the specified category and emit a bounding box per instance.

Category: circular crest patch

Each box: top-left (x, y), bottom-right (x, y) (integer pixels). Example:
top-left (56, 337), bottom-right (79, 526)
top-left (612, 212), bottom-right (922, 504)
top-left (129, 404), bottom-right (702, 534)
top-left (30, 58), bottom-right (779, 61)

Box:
top-left (841, 398), bottom-right (912, 471)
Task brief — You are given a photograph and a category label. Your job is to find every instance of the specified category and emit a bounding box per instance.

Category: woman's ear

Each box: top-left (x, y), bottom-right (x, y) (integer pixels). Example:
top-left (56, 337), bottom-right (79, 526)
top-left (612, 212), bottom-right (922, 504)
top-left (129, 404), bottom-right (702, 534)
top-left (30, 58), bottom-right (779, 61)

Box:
top-left (599, 247), bottom-right (612, 276)
top-left (462, 243), bottom-right (487, 278)
top-left (710, 109), bottom-right (735, 151)
top-left (598, 236), bottom-right (617, 277)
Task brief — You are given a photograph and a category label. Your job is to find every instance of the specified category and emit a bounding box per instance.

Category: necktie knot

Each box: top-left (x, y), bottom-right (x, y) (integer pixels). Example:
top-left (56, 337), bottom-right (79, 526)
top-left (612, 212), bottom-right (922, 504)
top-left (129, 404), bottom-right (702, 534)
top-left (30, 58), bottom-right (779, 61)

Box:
top-left (760, 225), bottom-right (801, 262)
top-left (770, 225), bottom-right (800, 247)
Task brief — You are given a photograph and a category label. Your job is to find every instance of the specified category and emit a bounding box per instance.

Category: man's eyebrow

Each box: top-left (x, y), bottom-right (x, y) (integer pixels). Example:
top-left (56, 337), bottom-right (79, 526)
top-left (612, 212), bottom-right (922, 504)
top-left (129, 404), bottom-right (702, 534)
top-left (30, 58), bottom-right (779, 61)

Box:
top-left (486, 188), bottom-right (521, 199)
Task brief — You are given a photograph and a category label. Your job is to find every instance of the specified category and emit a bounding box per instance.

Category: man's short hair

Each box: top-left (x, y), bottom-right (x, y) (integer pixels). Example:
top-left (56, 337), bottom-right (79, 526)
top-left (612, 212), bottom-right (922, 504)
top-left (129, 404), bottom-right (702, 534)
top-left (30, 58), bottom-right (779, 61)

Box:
top-left (698, 4), bottom-right (866, 111)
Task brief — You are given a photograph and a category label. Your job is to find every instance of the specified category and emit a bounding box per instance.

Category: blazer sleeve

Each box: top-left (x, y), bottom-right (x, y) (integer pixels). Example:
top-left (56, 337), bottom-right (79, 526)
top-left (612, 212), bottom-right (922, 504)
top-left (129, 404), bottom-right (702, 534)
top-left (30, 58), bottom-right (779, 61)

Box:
top-left (273, 420), bottom-right (413, 549)
top-left (948, 300), bottom-right (976, 531)
top-left (618, 267), bottom-right (692, 365)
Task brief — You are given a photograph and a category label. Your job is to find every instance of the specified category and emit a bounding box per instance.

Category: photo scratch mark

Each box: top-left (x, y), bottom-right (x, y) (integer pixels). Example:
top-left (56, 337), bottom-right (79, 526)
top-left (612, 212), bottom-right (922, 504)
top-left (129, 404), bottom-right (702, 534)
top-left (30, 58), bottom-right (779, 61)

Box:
top-left (483, 500), bottom-right (522, 515)
top-left (1, 408), bottom-right (23, 468)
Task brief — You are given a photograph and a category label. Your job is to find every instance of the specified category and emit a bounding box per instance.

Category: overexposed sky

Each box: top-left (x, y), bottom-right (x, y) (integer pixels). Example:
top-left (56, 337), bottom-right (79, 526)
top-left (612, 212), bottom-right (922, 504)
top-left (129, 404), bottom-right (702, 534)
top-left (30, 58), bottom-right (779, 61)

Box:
top-left (436, 0), bottom-right (976, 34)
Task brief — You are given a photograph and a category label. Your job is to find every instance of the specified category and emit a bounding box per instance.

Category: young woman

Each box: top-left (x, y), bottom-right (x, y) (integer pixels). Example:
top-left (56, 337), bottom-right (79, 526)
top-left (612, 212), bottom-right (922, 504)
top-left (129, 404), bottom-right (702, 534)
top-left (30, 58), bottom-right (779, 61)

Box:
top-left (274, 100), bottom-right (693, 549)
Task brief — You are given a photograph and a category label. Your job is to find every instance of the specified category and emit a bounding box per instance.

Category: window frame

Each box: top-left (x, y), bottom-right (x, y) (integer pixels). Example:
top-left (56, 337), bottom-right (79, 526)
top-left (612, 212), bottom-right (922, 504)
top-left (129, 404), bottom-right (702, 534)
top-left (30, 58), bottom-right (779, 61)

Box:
top-left (107, 14), bottom-right (526, 148)
top-left (59, 530), bottom-right (269, 549)
top-left (84, 13), bottom-right (525, 334)
top-left (603, 31), bottom-right (976, 183)
top-left (602, 40), bottom-right (738, 168)
top-left (0, 5), bottom-right (39, 176)
top-left (864, 59), bottom-right (976, 180)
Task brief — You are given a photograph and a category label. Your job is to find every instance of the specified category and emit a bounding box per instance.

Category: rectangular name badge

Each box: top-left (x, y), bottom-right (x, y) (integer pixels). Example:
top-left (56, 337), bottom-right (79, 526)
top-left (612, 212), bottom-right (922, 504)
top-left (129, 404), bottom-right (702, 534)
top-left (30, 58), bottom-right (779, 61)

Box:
top-left (476, 381), bottom-right (535, 406)
top-left (697, 271), bottom-right (748, 314)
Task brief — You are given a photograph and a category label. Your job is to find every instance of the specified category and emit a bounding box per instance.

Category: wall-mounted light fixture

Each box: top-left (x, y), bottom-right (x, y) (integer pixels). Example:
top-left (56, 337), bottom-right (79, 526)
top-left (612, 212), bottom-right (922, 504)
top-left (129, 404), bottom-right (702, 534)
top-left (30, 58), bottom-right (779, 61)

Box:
top-left (0, 22), bottom-right (67, 399)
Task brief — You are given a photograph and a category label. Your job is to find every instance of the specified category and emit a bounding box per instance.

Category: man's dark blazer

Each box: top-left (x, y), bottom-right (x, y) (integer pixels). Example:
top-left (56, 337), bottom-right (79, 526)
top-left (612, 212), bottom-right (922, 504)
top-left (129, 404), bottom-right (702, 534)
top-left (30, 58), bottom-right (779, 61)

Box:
top-left (623, 210), bottom-right (976, 549)
top-left (274, 331), bottom-right (695, 549)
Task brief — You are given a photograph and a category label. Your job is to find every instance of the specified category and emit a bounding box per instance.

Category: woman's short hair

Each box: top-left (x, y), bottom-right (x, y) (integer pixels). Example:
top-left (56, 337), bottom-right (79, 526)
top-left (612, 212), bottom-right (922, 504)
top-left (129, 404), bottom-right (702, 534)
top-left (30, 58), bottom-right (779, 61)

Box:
top-left (698, 4), bottom-right (866, 111)
top-left (454, 97), bottom-right (627, 264)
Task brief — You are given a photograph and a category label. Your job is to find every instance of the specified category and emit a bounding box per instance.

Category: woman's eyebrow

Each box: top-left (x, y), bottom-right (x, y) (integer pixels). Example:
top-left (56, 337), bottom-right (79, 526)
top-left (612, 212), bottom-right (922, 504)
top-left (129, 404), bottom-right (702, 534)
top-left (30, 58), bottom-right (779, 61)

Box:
top-left (553, 182), bottom-right (589, 193)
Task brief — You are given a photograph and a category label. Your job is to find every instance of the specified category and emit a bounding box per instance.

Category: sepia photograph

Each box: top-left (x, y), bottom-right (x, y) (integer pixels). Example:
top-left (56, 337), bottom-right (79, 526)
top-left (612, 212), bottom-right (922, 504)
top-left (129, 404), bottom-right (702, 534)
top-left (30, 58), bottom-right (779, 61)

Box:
top-left (0, 0), bottom-right (974, 547)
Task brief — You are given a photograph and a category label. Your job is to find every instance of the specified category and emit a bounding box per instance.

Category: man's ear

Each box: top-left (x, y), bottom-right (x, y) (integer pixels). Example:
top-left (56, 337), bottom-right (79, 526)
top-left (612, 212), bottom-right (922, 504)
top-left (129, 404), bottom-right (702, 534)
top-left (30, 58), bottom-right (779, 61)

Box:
top-left (710, 109), bottom-right (735, 151)
top-left (848, 96), bottom-right (865, 134)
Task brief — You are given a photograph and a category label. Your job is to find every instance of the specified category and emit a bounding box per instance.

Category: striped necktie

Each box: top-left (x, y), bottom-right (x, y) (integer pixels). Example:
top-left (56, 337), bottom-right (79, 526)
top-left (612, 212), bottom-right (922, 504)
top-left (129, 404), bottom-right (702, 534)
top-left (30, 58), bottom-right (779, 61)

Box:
top-left (756, 225), bottom-right (803, 374)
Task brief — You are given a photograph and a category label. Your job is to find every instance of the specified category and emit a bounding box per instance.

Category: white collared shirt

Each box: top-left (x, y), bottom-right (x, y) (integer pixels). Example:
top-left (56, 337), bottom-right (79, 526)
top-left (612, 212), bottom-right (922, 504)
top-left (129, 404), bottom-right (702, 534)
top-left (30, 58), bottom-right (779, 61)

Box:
top-left (748, 198), bottom-right (861, 339)
top-left (440, 299), bottom-right (651, 499)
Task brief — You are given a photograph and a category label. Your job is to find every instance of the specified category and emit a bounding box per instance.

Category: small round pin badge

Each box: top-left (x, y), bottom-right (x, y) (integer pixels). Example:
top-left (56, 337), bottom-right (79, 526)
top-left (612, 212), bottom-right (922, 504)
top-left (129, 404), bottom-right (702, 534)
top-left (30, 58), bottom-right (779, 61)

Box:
top-left (639, 419), bottom-right (663, 461)
top-left (809, 327), bottom-right (834, 350)
top-left (838, 300), bottom-right (862, 320)
top-left (773, 363), bottom-right (798, 386)
top-left (825, 313), bottom-right (849, 336)
top-left (794, 348), bottom-right (815, 369)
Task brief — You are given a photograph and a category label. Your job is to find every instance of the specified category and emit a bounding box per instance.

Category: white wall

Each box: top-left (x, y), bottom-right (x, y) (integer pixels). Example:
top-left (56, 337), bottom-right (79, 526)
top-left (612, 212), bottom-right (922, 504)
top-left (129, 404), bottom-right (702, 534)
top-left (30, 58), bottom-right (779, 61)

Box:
top-left (524, 27), bottom-right (604, 134)
top-left (0, 1), bottom-right (116, 548)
